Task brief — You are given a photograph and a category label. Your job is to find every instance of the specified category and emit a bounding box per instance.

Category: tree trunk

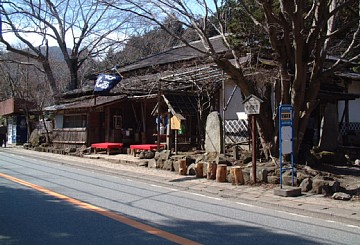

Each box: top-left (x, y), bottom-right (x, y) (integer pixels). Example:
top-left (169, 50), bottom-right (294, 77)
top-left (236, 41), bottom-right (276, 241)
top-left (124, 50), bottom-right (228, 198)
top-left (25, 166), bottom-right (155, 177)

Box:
top-left (216, 164), bottom-right (227, 182)
top-left (195, 162), bottom-right (204, 178)
top-left (67, 58), bottom-right (79, 90)
top-left (207, 162), bottom-right (217, 180)
top-left (179, 159), bottom-right (187, 175)
top-left (42, 60), bottom-right (59, 101)
top-left (230, 166), bottom-right (244, 185)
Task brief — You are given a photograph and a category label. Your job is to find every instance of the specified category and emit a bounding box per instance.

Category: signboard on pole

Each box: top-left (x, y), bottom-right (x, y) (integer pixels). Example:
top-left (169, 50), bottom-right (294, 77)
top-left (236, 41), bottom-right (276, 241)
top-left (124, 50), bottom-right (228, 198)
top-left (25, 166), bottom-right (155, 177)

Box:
top-left (243, 95), bottom-right (263, 183)
top-left (243, 95), bottom-right (263, 115)
top-left (279, 104), bottom-right (294, 188)
top-left (279, 104), bottom-right (293, 154)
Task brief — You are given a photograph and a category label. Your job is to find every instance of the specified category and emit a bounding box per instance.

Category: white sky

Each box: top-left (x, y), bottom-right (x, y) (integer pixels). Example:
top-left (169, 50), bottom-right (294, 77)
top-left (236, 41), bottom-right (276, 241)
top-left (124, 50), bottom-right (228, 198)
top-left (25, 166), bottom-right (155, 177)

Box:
top-left (1, 0), bottom-right (215, 50)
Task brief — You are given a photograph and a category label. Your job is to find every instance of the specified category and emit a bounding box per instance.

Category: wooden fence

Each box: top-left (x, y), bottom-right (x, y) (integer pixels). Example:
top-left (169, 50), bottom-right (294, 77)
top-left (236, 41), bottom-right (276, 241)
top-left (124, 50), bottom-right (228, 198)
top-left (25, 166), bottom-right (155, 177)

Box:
top-left (52, 128), bottom-right (87, 148)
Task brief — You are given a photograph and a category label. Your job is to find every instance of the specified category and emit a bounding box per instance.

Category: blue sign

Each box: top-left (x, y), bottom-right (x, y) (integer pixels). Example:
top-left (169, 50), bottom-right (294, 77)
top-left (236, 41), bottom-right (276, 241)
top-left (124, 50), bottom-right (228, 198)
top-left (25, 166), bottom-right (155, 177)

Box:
top-left (279, 104), bottom-right (295, 188)
top-left (279, 104), bottom-right (293, 126)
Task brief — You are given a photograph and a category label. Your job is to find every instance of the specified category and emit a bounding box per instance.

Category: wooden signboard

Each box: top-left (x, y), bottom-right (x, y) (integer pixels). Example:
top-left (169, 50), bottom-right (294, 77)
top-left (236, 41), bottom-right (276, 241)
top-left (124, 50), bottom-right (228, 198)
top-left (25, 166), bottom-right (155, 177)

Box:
top-left (170, 113), bottom-right (185, 130)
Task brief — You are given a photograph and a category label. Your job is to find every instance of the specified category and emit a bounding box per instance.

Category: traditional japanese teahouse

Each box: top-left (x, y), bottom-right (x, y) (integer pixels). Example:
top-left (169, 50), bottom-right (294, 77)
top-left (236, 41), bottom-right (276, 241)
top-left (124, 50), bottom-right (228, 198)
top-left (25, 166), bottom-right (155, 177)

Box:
top-left (46, 35), bottom-right (360, 155)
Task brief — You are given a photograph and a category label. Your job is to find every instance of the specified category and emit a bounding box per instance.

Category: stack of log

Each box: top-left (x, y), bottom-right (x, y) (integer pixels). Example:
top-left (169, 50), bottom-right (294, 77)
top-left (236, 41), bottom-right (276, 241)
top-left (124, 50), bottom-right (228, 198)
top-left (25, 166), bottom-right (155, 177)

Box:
top-left (179, 160), bottom-right (245, 185)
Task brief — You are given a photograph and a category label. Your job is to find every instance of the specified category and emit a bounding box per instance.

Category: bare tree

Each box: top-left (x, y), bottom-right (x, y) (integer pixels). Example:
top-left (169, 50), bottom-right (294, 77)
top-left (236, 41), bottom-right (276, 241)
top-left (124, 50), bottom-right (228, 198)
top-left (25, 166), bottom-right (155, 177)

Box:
top-left (0, 0), bottom-right (134, 100)
top-left (0, 49), bottom-right (53, 141)
top-left (102, 0), bottom-right (360, 160)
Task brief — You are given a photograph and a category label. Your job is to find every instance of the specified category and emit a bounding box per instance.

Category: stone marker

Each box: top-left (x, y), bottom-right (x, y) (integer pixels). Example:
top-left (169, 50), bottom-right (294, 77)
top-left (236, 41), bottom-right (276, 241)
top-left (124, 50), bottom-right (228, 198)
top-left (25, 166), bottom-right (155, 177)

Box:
top-left (205, 112), bottom-right (222, 153)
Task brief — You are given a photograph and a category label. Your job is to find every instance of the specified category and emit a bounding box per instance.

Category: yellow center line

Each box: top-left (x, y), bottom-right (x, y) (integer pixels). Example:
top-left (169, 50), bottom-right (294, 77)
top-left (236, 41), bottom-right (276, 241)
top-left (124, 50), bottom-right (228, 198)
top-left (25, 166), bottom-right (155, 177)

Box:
top-left (0, 172), bottom-right (201, 245)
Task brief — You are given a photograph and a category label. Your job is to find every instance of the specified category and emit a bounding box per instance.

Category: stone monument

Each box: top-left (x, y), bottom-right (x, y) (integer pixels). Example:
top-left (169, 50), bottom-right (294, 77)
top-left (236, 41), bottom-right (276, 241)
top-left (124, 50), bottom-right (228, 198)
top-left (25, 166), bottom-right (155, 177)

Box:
top-left (205, 111), bottom-right (222, 153)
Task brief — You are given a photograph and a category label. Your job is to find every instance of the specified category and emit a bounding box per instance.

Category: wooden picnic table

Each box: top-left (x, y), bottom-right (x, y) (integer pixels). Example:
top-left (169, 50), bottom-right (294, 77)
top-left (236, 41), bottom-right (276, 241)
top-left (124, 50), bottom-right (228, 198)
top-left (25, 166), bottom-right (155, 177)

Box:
top-left (91, 142), bottom-right (123, 155)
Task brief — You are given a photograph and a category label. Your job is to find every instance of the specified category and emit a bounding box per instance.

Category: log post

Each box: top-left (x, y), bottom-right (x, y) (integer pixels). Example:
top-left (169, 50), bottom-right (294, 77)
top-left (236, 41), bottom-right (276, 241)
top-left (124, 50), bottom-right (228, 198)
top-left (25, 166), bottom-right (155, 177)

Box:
top-left (230, 166), bottom-right (244, 185)
top-left (195, 162), bottom-right (204, 178)
top-left (207, 162), bottom-right (217, 180)
top-left (232, 146), bottom-right (238, 160)
top-left (216, 164), bottom-right (227, 182)
top-left (179, 159), bottom-right (187, 175)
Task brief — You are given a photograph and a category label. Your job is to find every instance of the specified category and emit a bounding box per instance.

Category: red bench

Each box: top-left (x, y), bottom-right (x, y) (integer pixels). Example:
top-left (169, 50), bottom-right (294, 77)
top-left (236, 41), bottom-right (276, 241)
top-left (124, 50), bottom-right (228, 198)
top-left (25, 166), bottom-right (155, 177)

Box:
top-left (91, 142), bottom-right (123, 155)
top-left (129, 144), bottom-right (165, 156)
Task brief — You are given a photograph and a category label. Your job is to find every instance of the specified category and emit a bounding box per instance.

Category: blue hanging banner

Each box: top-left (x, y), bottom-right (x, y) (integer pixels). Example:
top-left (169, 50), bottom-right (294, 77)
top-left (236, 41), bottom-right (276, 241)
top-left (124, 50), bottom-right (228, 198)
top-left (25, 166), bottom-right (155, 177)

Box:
top-left (93, 73), bottom-right (122, 95)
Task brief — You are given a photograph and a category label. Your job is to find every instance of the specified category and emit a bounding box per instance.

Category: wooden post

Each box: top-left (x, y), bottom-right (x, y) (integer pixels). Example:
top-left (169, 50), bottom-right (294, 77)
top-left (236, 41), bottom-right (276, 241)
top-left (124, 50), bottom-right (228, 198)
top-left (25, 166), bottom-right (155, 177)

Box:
top-left (216, 164), bottom-right (227, 182)
top-left (174, 129), bottom-right (178, 155)
top-left (232, 146), bottom-right (238, 160)
top-left (230, 166), bottom-right (244, 185)
top-left (195, 162), bottom-right (204, 178)
top-left (157, 80), bottom-right (161, 151)
top-left (252, 115), bottom-right (257, 183)
top-left (207, 162), bottom-right (217, 180)
top-left (166, 109), bottom-right (171, 150)
top-left (179, 159), bottom-right (187, 175)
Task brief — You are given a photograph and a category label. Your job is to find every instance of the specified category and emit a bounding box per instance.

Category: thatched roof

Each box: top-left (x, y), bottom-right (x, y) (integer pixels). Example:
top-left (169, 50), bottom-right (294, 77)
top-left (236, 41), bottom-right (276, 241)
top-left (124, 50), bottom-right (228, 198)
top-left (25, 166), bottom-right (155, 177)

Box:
top-left (116, 35), bottom-right (228, 75)
top-left (61, 35), bottom-right (232, 101)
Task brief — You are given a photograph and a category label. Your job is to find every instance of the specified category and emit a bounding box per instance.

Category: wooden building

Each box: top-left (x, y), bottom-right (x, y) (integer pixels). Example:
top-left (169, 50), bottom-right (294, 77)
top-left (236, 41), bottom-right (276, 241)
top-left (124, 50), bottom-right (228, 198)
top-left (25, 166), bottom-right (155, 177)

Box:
top-left (46, 35), bottom-right (359, 153)
top-left (0, 98), bottom-right (36, 145)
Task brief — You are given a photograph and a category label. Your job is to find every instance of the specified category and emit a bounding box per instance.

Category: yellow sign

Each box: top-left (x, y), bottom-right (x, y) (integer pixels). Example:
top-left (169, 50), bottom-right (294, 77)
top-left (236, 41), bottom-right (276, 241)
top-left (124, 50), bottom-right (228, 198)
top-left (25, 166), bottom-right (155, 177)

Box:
top-left (171, 116), bottom-right (181, 130)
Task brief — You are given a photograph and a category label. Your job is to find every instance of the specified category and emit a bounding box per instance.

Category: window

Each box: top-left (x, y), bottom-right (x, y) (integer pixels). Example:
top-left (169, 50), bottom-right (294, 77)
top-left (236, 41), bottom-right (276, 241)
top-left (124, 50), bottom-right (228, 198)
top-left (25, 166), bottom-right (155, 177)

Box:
top-left (63, 114), bottom-right (87, 128)
top-left (113, 115), bottom-right (122, 129)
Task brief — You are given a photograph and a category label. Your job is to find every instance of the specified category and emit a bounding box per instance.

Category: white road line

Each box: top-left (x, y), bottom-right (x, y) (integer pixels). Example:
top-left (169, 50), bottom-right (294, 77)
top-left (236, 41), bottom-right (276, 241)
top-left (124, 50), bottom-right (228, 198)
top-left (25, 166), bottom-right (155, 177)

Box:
top-left (275, 210), bottom-right (310, 218)
top-left (346, 224), bottom-right (360, 229)
top-left (236, 202), bottom-right (256, 208)
top-left (326, 220), bottom-right (336, 223)
top-left (183, 191), bottom-right (222, 200)
top-left (150, 184), bottom-right (178, 191)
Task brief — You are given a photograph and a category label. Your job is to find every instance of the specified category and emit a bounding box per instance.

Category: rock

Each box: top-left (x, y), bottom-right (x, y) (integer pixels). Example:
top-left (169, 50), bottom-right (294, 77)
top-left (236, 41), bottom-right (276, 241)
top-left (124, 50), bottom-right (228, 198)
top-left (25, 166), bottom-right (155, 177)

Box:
top-left (144, 150), bottom-right (155, 159)
top-left (155, 150), bottom-right (171, 161)
top-left (187, 163), bottom-right (196, 175)
top-left (64, 147), bottom-right (76, 153)
top-left (267, 176), bottom-right (280, 184)
top-left (138, 161), bottom-right (148, 167)
top-left (256, 168), bottom-right (268, 183)
top-left (23, 143), bottom-right (30, 149)
top-left (202, 152), bottom-right (219, 164)
top-left (242, 156), bottom-right (252, 164)
top-left (332, 180), bottom-right (346, 193)
top-left (311, 179), bottom-right (331, 194)
top-left (303, 166), bottom-right (320, 176)
top-left (296, 171), bottom-right (310, 182)
top-left (162, 159), bottom-right (174, 171)
top-left (28, 129), bottom-right (40, 147)
top-left (79, 146), bottom-right (91, 155)
top-left (300, 178), bottom-right (312, 192)
top-left (147, 159), bottom-right (159, 168)
top-left (138, 151), bottom-right (145, 159)
top-left (242, 170), bottom-right (251, 184)
top-left (355, 159), bottom-right (360, 166)
top-left (281, 175), bottom-right (297, 186)
top-left (332, 192), bottom-right (352, 201)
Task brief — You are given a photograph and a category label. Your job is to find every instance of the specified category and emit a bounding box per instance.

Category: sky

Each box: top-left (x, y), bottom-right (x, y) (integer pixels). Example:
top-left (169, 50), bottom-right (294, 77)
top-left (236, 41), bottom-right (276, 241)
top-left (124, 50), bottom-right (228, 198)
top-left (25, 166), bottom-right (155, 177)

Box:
top-left (0, 0), bottom-right (217, 50)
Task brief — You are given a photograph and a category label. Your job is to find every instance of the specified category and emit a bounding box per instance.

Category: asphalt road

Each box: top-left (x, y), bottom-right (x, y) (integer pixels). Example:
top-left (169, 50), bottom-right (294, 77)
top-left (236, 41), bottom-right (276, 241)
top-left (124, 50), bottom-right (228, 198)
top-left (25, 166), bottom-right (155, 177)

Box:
top-left (1, 149), bottom-right (359, 244)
